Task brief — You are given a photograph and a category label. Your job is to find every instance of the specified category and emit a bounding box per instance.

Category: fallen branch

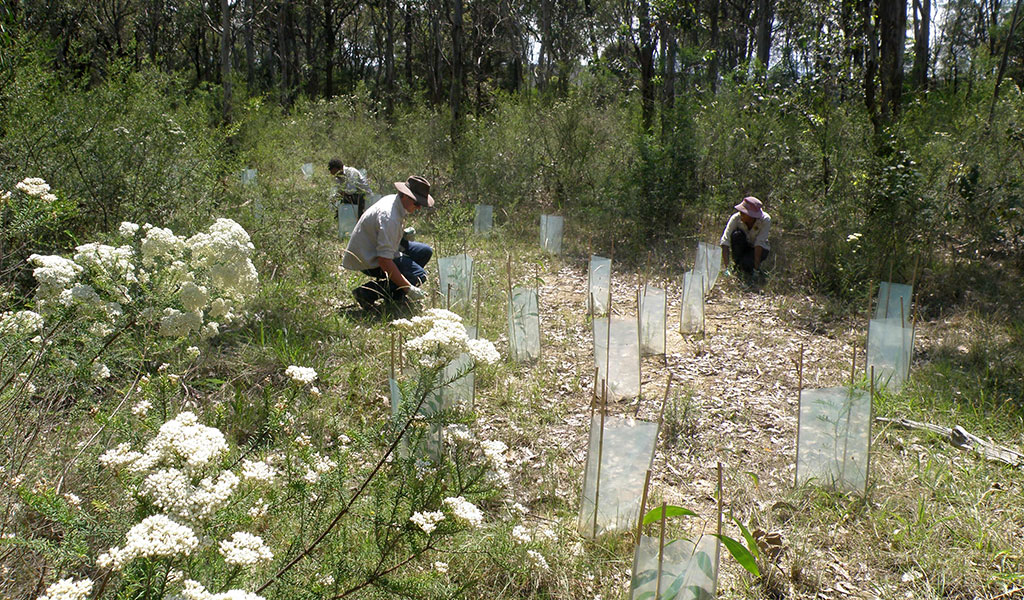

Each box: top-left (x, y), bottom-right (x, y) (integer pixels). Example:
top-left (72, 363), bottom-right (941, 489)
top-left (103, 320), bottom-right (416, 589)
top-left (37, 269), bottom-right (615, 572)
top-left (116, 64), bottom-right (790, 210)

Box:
top-left (876, 417), bottom-right (1024, 467)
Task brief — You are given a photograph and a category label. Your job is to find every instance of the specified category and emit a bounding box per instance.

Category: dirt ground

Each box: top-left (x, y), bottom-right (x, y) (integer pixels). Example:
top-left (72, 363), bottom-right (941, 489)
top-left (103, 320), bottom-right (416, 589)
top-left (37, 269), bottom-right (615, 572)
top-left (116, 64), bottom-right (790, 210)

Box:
top-left (496, 258), bottom-right (898, 599)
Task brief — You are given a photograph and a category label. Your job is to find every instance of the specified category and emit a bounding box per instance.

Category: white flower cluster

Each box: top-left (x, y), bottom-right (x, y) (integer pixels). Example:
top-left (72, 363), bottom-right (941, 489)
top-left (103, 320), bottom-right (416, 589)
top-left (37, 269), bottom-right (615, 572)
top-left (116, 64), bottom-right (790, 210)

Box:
top-left (36, 578), bottom-right (92, 600)
top-left (180, 579), bottom-right (266, 600)
top-left (511, 523), bottom-right (557, 545)
top-left (241, 459), bottom-right (278, 484)
top-left (92, 362), bottom-right (111, 380)
top-left (410, 510), bottom-right (445, 534)
top-left (391, 309), bottom-right (500, 369)
top-left (285, 365), bottom-right (318, 385)
top-left (16, 177), bottom-right (57, 202)
top-left (443, 496), bottom-right (484, 527)
top-left (139, 468), bottom-right (239, 521)
top-left (526, 549), bottom-right (550, 571)
top-left (28, 254), bottom-right (82, 300)
top-left (119, 221), bottom-right (140, 237)
top-left (187, 218), bottom-right (258, 302)
top-left (302, 452), bottom-right (336, 484)
top-left (218, 531), bottom-right (273, 566)
top-left (99, 412), bottom-right (241, 523)
top-left (97, 514), bottom-right (198, 569)
top-left (73, 242), bottom-right (136, 285)
top-left (0, 310), bottom-right (44, 336)
top-left (141, 226), bottom-right (186, 266)
top-left (27, 217), bottom-right (258, 344)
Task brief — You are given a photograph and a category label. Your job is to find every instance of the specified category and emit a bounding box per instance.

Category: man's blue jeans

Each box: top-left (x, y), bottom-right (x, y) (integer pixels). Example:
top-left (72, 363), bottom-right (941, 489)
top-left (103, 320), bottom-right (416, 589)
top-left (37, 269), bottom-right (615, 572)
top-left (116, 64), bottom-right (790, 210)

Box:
top-left (359, 241), bottom-right (433, 301)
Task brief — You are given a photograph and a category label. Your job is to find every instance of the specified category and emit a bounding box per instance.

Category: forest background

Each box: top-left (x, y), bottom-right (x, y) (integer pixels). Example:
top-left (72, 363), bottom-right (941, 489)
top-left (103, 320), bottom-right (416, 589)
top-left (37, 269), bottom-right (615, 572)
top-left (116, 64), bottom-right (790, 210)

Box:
top-left (3, 0), bottom-right (1024, 598)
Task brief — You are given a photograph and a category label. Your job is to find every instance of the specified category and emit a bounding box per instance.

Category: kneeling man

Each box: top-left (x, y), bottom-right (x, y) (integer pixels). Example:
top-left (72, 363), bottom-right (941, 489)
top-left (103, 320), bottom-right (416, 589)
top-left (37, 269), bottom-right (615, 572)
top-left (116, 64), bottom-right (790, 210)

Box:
top-left (343, 176), bottom-right (434, 310)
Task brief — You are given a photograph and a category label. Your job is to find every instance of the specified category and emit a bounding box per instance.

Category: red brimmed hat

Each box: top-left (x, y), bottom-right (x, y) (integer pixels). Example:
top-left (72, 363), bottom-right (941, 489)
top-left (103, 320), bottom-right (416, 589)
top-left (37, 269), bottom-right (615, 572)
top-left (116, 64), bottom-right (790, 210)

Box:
top-left (735, 196), bottom-right (764, 219)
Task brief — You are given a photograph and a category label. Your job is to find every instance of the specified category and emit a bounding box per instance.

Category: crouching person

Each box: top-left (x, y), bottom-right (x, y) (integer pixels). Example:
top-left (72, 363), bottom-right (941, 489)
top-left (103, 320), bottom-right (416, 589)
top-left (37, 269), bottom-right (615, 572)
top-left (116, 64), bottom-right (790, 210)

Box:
top-left (720, 196), bottom-right (771, 277)
top-left (343, 176), bottom-right (434, 310)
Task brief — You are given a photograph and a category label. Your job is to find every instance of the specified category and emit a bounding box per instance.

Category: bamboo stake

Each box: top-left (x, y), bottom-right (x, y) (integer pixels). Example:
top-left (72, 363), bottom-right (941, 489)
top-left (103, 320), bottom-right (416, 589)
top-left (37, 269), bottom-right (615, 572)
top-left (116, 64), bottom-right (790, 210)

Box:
top-left (865, 286), bottom-right (874, 372)
top-left (910, 252), bottom-right (920, 294)
top-left (851, 344), bottom-right (856, 387)
top-left (587, 255), bottom-right (593, 314)
top-left (655, 502), bottom-right (667, 600)
top-left (475, 279), bottom-right (482, 334)
top-left (715, 462), bottom-right (724, 596)
top-left (636, 287), bottom-right (643, 404)
top-left (866, 366), bottom-right (876, 494)
top-left (536, 263), bottom-right (542, 361)
top-left (701, 273), bottom-right (707, 340)
top-left (794, 344), bottom-right (805, 488)
top-left (656, 373), bottom-right (673, 429)
top-left (604, 303), bottom-right (612, 403)
top-left (593, 385), bottom-right (607, 538)
top-left (635, 469), bottom-right (652, 545)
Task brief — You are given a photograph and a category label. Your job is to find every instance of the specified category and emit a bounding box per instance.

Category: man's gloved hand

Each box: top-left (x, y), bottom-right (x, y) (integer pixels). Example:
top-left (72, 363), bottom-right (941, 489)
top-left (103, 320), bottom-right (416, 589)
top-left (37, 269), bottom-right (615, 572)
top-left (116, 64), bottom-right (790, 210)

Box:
top-left (405, 285), bottom-right (426, 301)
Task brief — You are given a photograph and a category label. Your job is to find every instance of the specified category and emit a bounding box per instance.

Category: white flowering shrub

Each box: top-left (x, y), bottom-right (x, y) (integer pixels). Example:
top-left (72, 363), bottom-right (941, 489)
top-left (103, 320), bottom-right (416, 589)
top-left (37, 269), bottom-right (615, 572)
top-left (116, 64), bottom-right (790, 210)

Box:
top-left (86, 410), bottom-right (281, 598)
top-left (24, 217), bottom-right (257, 344)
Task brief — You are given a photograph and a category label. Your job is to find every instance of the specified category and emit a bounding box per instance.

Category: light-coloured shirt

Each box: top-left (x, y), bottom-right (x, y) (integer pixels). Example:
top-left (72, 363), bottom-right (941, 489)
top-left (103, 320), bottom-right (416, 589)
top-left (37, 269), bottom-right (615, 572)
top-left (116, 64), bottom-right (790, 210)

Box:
top-left (720, 211), bottom-right (771, 251)
top-left (339, 166), bottom-right (371, 194)
top-left (343, 194), bottom-right (407, 271)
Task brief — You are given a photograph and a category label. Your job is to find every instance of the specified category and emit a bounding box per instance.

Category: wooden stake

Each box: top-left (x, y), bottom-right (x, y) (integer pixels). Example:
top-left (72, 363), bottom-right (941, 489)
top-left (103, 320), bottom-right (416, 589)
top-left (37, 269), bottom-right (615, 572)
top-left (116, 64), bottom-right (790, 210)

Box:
top-left (794, 344), bottom-right (805, 488)
top-left (655, 502), bottom-right (667, 600)
top-left (635, 469), bottom-right (652, 545)
top-left (390, 332), bottom-right (395, 380)
top-left (662, 279), bottom-right (668, 365)
top-left (593, 386), bottom-right (607, 538)
top-left (910, 252), bottom-right (921, 293)
top-left (865, 287), bottom-right (874, 372)
top-left (866, 366), bottom-right (876, 494)
top-left (851, 344), bottom-right (857, 387)
top-left (636, 287), bottom-right (643, 404)
top-left (715, 461), bottom-right (724, 596)
top-left (475, 279), bottom-right (482, 334)
top-left (536, 263), bottom-right (542, 361)
top-left (446, 282), bottom-right (452, 311)
top-left (656, 373), bottom-right (673, 429)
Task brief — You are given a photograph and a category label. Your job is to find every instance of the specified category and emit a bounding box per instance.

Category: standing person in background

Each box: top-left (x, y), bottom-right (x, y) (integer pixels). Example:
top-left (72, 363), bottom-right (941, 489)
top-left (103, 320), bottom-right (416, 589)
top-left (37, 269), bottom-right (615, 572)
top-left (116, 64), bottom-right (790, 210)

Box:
top-left (343, 176), bottom-right (434, 311)
top-left (720, 196), bottom-right (771, 276)
top-left (328, 157), bottom-right (372, 216)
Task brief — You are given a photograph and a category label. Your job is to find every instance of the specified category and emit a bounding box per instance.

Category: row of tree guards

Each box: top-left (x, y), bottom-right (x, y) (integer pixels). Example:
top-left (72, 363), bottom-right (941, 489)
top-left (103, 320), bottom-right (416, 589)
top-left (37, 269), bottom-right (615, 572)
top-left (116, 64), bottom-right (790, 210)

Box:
top-left (384, 211), bottom-right (922, 597)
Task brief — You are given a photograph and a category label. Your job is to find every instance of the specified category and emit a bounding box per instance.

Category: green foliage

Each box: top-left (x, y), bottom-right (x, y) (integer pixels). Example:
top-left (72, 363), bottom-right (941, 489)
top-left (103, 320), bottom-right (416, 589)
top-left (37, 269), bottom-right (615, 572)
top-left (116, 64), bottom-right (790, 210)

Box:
top-left (0, 40), bottom-right (226, 241)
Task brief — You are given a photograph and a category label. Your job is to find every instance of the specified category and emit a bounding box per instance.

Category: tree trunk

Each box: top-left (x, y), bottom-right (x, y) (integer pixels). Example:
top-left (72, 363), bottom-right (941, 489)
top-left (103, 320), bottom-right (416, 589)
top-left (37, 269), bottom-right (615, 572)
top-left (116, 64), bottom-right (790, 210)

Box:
top-left (910, 0), bottom-right (929, 89)
top-left (384, 0), bottom-right (396, 116)
top-left (662, 24), bottom-right (677, 138)
top-left (451, 0), bottom-right (464, 142)
top-left (989, 0), bottom-right (1024, 124)
top-left (245, 0), bottom-right (255, 87)
top-left (429, 0), bottom-right (442, 104)
top-left (860, 0), bottom-right (880, 132)
top-left (756, 0), bottom-right (772, 69)
top-left (709, 0), bottom-right (720, 91)
top-left (878, 0), bottom-right (906, 124)
top-left (404, 1), bottom-right (414, 87)
top-left (538, 0), bottom-right (551, 91)
top-left (220, 0), bottom-right (232, 122)
top-left (324, 0), bottom-right (335, 97)
top-left (305, 0), bottom-right (317, 96)
top-left (637, 0), bottom-right (656, 132)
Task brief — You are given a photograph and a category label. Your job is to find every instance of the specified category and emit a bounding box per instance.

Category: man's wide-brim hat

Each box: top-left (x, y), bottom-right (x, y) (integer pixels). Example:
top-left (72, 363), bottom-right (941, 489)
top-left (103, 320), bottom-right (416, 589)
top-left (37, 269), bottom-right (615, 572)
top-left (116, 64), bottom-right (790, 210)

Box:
top-left (735, 196), bottom-right (765, 219)
top-left (394, 175), bottom-right (435, 208)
